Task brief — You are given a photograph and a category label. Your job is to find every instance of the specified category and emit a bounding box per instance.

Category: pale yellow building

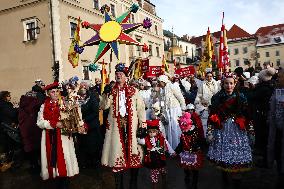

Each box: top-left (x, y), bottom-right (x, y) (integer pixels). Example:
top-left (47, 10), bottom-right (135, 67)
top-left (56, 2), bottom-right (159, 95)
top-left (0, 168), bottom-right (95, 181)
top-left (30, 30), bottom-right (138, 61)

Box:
top-left (255, 24), bottom-right (284, 69)
top-left (227, 37), bottom-right (256, 71)
top-left (0, 0), bottom-right (164, 100)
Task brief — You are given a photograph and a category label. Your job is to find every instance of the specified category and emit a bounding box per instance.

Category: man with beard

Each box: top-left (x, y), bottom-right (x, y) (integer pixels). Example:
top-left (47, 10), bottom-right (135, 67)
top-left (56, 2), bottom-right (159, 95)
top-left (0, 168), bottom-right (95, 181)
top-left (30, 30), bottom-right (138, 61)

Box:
top-left (101, 63), bottom-right (146, 189)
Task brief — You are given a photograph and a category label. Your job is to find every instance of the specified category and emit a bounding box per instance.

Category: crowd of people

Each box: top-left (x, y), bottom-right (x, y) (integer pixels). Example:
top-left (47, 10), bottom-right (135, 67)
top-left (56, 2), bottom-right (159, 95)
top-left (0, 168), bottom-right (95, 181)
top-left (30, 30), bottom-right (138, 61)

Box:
top-left (0, 62), bottom-right (283, 189)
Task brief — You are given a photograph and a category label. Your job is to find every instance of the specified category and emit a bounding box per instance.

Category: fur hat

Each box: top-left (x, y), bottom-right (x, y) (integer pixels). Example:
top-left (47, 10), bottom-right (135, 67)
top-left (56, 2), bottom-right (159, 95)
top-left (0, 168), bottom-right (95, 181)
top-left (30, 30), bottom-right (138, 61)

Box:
top-left (258, 67), bottom-right (276, 82)
top-left (158, 75), bottom-right (170, 84)
top-left (145, 82), bottom-right (151, 87)
top-left (247, 76), bottom-right (259, 85)
top-left (186, 103), bottom-right (195, 110)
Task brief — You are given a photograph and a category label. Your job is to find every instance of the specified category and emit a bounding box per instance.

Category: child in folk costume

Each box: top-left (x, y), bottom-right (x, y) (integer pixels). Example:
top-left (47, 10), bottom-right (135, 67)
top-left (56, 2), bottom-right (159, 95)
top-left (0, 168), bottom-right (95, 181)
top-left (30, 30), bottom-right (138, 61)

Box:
top-left (207, 73), bottom-right (254, 189)
top-left (174, 112), bottom-right (204, 189)
top-left (138, 119), bottom-right (174, 189)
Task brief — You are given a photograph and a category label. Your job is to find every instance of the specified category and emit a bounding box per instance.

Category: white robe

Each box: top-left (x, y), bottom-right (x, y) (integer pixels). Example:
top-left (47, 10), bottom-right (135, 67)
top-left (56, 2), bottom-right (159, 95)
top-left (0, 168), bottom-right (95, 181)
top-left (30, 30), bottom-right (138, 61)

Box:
top-left (194, 79), bottom-right (219, 136)
top-left (37, 104), bottom-right (79, 180)
top-left (161, 83), bottom-right (186, 149)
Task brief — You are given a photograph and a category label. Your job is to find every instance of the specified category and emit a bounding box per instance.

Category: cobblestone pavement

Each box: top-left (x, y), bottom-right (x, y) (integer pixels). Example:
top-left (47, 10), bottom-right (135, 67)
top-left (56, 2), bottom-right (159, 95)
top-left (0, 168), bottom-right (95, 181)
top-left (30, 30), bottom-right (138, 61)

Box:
top-left (0, 159), bottom-right (281, 189)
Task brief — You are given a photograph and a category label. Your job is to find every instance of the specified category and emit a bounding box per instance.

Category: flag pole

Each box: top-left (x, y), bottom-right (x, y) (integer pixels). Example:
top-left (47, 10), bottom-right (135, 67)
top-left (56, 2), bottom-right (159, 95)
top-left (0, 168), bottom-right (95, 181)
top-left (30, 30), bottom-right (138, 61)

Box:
top-left (221, 12), bottom-right (225, 73)
top-left (222, 12), bottom-right (224, 26)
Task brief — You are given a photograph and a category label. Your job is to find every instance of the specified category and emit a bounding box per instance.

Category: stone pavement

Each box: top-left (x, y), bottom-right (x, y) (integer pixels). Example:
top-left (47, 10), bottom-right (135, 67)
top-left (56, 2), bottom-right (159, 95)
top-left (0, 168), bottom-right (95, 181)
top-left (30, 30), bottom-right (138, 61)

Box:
top-left (0, 159), bottom-right (280, 189)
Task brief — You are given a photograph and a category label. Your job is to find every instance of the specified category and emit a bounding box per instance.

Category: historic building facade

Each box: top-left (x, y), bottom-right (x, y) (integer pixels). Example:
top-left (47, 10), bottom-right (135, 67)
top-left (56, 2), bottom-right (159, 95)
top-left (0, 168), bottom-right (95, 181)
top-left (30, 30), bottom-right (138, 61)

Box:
top-left (0, 0), bottom-right (164, 99)
top-left (255, 24), bottom-right (284, 69)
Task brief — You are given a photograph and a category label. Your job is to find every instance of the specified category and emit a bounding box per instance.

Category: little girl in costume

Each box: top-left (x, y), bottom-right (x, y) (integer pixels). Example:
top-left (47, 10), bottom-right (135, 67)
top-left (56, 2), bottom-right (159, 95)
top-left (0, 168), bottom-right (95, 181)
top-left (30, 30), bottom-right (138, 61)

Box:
top-left (174, 112), bottom-right (205, 189)
top-left (138, 119), bottom-right (174, 189)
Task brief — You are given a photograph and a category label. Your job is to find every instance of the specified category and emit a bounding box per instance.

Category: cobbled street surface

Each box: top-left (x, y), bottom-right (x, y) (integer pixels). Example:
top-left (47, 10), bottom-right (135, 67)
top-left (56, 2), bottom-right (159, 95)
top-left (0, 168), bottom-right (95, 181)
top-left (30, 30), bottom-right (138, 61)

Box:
top-left (0, 159), bottom-right (281, 189)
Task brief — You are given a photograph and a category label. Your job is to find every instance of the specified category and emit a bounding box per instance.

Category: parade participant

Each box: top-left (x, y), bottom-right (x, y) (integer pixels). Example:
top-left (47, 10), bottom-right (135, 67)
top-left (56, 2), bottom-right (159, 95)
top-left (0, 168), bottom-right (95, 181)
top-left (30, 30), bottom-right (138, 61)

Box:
top-left (37, 82), bottom-right (83, 189)
top-left (149, 102), bottom-right (166, 137)
top-left (185, 104), bottom-right (204, 142)
top-left (174, 112), bottom-right (204, 189)
top-left (139, 79), bottom-right (151, 119)
top-left (158, 75), bottom-right (186, 149)
top-left (267, 69), bottom-right (284, 188)
top-left (100, 63), bottom-right (146, 189)
top-left (18, 87), bottom-right (45, 174)
top-left (138, 119), bottom-right (174, 189)
top-left (32, 79), bottom-right (46, 101)
top-left (252, 67), bottom-right (276, 167)
top-left (77, 85), bottom-right (103, 169)
top-left (194, 71), bottom-right (218, 136)
top-left (207, 73), bottom-right (254, 189)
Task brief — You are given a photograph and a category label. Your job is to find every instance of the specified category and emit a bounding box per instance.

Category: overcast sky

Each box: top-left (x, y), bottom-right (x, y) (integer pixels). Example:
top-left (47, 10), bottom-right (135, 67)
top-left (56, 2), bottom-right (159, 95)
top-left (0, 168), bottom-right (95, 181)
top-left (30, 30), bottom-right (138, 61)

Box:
top-left (151, 0), bottom-right (284, 37)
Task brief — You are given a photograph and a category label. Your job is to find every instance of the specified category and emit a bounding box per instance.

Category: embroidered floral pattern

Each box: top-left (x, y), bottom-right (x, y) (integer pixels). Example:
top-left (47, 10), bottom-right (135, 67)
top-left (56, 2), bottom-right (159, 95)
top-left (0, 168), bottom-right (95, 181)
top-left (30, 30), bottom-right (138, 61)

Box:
top-left (110, 84), bottom-right (141, 169)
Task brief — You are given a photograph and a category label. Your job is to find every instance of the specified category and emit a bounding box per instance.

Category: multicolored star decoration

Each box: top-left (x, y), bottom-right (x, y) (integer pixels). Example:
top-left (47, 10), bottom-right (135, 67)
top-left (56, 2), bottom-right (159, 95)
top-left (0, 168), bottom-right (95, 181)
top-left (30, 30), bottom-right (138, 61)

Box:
top-left (68, 3), bottom-right (152, 69)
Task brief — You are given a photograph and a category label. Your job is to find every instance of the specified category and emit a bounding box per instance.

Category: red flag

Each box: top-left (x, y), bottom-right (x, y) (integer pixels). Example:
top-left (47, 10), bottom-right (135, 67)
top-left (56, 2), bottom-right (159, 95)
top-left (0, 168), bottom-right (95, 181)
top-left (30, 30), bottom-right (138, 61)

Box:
top-left (218, 12), bottom-right (230, 71)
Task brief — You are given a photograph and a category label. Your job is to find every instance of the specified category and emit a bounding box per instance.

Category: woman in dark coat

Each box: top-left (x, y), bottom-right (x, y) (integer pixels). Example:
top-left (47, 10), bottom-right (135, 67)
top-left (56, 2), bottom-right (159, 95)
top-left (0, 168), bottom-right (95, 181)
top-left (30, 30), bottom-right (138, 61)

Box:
top-left (252, 68), bottom-right (276, 167)
top-left (78, 88), bottom-right (103, 168)
top-left (0, 91), bottom-right (19, 163)
top-left (18, 90), bottom-right (44, 172)
top-left (267, 69), bottom-right (284, 188)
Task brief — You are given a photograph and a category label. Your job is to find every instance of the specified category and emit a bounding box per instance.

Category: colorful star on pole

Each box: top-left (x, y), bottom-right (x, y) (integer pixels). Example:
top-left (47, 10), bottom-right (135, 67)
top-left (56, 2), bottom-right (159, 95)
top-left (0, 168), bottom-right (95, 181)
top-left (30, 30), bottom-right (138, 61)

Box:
top-left (81, 4), bottom-right (152, 63)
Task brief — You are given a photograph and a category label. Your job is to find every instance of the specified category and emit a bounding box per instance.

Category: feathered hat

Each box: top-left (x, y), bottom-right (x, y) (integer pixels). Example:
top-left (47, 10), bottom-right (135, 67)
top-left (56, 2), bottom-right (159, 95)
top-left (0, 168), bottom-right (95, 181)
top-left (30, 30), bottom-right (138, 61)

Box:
top-left (115, 63), bottom-right (128, 76)
top-left (178, 112), bottom-right (193, 132)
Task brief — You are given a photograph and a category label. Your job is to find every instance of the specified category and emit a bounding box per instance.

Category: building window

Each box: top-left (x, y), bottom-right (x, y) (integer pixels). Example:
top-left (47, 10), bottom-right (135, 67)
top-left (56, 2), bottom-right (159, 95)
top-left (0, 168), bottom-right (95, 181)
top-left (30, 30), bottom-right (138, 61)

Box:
top-left (235, 59), bottom-right (240, 67)
top-left (234, 48), bottom-right (239, 55)
top-left (70, 22), bottom-right (77, 38)
top-left (186, 46), bottom-right (188, 51)
top-left (83, 66), bottom-right (90, 80)
top-left (276, 50), bottom-right (280, 56)
top-left (277, 59), bottom-right (281, 66)
top-left (228, 49), bottom-right (230, 55)
top-left (93, 0), bottom-right (99, 10)
top-left (266, 52), bottom-right (270, 57)
top-left (110, 4), bottom-right (116, 17)
top-left (136, 37), bottom-right (142, 56)
top-left (243, 47), bottom-right (248, 54)
top-left (244, 58), bottom-right (249, 65)
top-left (149, 44), bottom-right (153, 56)
top-left (131, 14), bottom-right (135, 23)
top-left (23, 19), bottom-right (38, 41)
top-left (26, 22), bottom-right (36, 41)
top-left (155, 25), bottom-right (158, 35)
top-left (156, 46), bottom-right (160, 57)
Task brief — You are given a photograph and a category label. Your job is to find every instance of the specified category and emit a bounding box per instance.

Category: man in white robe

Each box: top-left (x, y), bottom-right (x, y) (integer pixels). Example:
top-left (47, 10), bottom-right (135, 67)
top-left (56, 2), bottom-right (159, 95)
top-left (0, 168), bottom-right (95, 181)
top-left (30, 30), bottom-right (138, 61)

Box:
top-left (194, 71), bottom-right (219, 136)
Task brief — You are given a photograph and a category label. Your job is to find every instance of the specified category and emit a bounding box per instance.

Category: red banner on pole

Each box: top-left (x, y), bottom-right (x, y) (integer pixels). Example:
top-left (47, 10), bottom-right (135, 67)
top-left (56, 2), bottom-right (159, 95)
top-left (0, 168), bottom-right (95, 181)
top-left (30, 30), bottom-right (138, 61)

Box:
top-left (175, 66), bottom-right (195, 78)
top-left (141, 58), bottom-right (149, 73)
top-left (144, 66), bottom-right (162, 78)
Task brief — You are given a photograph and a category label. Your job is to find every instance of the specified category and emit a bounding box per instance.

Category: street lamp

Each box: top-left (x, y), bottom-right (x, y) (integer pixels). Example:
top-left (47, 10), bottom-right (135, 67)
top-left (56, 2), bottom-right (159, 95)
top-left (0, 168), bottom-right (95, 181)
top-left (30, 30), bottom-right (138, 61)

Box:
top-left (34, 18), bottom-right (45, 34)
